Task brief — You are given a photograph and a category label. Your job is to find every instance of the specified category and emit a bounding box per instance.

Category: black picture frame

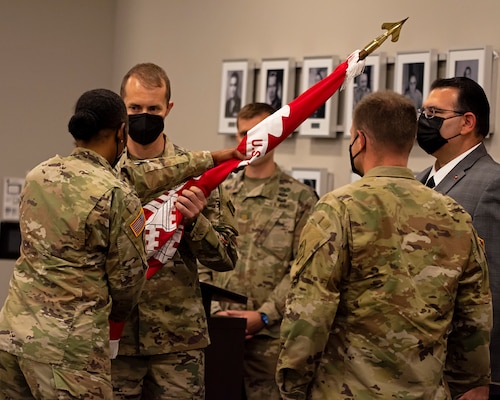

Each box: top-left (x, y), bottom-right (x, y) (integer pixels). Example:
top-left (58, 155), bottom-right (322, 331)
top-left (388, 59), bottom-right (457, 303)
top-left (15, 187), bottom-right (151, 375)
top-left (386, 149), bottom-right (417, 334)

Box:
top-left (0, 221), bottom-right (21, 259)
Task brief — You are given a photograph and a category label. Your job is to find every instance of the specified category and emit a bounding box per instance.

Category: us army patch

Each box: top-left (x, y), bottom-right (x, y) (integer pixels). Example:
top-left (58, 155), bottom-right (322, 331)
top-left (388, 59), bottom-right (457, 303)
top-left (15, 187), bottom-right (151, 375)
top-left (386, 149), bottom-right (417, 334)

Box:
top-left (130, 208), bottom-right (146, 237)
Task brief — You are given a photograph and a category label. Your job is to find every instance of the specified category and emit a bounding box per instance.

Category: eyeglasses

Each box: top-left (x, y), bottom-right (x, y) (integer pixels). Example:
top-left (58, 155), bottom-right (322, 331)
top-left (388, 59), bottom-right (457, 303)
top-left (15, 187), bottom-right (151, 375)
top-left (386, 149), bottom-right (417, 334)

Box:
top-left (417, 106), bottom-right (466, 120)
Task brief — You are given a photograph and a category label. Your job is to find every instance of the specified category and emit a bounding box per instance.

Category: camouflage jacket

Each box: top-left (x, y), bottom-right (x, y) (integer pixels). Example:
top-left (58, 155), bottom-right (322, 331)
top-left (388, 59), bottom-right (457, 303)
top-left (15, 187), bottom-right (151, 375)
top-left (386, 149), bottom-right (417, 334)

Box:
top-left (117, 136), bottom-right (238, 355)
top-left (277, 166), bottom-right (492, 400)
top-left (116, 145), bottom-right (213, 203)
top-left (210, 166), bottom-right (317, 337)
top-left (0, 148), bottom-right (147, 369)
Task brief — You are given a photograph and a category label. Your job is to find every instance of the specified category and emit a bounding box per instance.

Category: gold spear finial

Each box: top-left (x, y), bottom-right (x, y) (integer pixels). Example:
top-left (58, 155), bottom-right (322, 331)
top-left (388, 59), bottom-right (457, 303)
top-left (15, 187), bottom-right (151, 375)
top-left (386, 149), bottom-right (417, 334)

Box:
top-left (359, 17), bottom-right (409, 60)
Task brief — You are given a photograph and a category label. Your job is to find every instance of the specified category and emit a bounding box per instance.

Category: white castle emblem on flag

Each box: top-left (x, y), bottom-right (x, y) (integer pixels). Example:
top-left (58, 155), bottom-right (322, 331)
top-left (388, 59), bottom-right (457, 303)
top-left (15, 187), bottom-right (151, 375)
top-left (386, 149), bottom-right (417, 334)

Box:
top-left (143, 186), bottom-right (184, 263)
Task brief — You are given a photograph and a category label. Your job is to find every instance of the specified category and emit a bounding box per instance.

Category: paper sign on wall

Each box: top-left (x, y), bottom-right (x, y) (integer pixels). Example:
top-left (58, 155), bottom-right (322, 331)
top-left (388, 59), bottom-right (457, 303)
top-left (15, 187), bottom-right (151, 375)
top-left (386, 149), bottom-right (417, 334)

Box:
top-left (3, 177), bottom-right (24, 221)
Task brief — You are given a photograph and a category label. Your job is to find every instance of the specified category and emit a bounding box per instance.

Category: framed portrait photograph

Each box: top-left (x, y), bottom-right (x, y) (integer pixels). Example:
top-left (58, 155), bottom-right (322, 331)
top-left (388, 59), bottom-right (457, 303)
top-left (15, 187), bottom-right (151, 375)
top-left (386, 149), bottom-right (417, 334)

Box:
top-left (394, 50), bottom-right (438, 111)
top-left (258, 58), bottom-right (295, 112)
top-left (291, 167), bottom-right (330, 197)
top-left (343, 53), bottom-right (387, 138)
top-left (218, 59), bottom-right (254, 135)
top-left (298, 56), bottom-right (339, 138)
top-left (447, 47), bottom-right (495, 134)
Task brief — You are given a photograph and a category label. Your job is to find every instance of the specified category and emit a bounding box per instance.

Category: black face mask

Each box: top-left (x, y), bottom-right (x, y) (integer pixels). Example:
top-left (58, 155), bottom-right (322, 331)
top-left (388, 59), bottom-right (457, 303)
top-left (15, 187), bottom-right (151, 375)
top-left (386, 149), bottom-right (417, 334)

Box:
top-left (349, 133), bottom-right (363, 177)
top-left (128, 113), bottom-right (164, 145)
top-left (417, 115), bottom-right (461, 155)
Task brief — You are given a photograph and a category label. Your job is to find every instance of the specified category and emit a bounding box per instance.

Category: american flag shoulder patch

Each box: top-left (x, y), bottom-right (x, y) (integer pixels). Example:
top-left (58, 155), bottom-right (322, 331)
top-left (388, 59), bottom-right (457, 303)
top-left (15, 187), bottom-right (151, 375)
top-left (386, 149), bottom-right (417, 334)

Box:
top-left (130, 208), bottom-right (146, 237)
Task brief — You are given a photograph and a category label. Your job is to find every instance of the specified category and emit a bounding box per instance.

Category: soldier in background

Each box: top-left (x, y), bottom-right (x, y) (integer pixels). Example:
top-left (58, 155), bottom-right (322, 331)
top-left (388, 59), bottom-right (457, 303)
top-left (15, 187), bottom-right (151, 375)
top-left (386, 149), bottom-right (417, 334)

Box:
top-left (210, 102), bottom-right (318, 400)
top-left (276, 91), bottom-right (491, 399)
top-left (0, 89), bottom-right (147, 399)
top-left (111, 63), bottom-right (239, 400)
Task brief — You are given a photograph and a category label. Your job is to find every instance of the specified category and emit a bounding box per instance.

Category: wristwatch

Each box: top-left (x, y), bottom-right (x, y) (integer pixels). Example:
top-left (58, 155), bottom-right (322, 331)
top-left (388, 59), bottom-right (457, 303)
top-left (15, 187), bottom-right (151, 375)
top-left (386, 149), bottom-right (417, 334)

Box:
top-left (259, 312), bottom-right (269, 327)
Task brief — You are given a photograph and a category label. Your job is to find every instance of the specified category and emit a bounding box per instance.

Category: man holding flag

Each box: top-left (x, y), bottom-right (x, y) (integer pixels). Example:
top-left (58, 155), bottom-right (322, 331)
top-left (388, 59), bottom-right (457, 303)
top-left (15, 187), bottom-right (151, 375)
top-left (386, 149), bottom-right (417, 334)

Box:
top-left (108, 19), bottom-right (412, 399)
top-left (109, 50), bottom-right (358, 398)
top-left (134, 18), bottom-right (412, 278)
top-left (109, 48), bottom-right (360, 397)
top-left (111, 63), bottom-right (239, 400)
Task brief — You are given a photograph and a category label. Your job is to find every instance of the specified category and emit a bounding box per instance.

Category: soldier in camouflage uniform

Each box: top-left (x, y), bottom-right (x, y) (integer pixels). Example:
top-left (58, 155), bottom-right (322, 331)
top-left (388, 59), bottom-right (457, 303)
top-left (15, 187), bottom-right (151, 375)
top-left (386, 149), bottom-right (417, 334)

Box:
top-left (276, 91), bottom-right (492, 400)
top-left (209, 103), bottom-right (318, 400)
top-left (111, 63), bottom-right (238, 399)
top-left (0, 89), bottom-right (148, 400)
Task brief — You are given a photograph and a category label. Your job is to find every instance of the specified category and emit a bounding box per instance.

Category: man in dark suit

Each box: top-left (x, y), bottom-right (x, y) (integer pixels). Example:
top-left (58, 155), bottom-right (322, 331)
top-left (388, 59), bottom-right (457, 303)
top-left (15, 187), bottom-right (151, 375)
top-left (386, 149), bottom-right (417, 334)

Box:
top-left (416, 76), bottom-right (500, 400)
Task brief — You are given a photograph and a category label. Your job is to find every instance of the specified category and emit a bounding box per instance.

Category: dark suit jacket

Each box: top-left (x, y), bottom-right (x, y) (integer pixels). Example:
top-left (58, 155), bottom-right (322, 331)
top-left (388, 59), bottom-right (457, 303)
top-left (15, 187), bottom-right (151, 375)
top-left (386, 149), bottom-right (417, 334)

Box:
top-left (416, 142), bottom-right (500, 384)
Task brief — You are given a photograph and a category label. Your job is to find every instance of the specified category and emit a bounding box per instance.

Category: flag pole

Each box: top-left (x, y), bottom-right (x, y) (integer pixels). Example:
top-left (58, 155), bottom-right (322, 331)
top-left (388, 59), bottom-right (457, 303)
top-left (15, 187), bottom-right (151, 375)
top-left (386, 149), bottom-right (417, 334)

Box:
top-left (185, 17), bottom-right (410, 198)
top-left (146, 16), bottom-right (411, 270)
top-left (109, 17), bottom-right (410, 344)
top-left (359, 18), bottom-right (408, 60)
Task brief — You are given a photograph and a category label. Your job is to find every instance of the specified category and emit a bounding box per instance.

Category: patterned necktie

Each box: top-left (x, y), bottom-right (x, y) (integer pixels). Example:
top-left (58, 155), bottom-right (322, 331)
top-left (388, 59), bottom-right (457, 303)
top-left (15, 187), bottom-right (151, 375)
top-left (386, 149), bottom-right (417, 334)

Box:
top-left (426, 176), bottom-right (435, 188)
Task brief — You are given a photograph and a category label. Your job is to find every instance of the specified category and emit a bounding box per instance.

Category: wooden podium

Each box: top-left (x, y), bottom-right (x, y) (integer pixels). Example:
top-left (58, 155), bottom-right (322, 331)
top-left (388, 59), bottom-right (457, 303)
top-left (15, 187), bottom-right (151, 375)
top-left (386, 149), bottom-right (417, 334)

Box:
top-left (200, 282), bottom-right (247, 400)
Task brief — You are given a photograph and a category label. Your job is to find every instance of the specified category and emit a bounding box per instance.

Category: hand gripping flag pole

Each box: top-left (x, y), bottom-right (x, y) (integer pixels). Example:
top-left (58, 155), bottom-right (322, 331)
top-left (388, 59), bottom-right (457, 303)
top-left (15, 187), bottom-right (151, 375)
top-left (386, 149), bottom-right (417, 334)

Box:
top-left (142, 57), bottom-right (356, 281)
top-left (109, 18), bottom-right (408, 345)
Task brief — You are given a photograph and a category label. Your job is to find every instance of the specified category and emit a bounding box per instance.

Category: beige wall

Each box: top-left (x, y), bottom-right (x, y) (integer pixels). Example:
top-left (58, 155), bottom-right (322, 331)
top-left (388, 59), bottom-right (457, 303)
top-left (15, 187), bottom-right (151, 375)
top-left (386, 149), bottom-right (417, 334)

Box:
top-left (1, 0), bottom-right (500, 302)
top-left (111, 0), bottom-right (500, 180)
top-left (0, 0), bottom-right (116, 302)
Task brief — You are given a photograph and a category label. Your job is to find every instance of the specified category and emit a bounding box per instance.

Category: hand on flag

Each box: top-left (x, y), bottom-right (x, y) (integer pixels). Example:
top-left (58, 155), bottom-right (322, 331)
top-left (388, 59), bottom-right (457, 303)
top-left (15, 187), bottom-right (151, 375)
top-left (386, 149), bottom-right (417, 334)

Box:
top-left (109, 51), bottom-right (365, 345)
top-left (109, 16), bottom-right (410, 349)
top-left (144, 50), bottom-right (366, 278)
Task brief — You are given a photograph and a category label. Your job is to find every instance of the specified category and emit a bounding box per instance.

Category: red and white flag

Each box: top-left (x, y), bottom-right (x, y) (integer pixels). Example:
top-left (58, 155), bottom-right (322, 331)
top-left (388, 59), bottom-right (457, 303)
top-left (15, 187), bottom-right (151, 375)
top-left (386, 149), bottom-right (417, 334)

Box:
top-left (109, 52), bottom-right (364, 342)
top-left (143, 51), bottom-right (365, 279)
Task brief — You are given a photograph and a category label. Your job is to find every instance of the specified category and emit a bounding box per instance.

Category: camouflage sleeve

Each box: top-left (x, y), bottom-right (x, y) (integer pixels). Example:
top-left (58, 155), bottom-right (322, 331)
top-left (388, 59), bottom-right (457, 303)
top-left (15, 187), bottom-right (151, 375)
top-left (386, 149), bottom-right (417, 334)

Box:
top-left (105, 187), bottom-right (148, 323)
top-left (118, 150), bottom-right (213, 203)
top-left (197, 265), bottom-right (214, 284)
top-left (259, 188), bottom-right (318, 326)
top-left (277, 200), bottom-right (347, 399)
top-left (185, 185), bottom-right (238, 272)
top-left (445, 228), bottom-right (492, 398)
